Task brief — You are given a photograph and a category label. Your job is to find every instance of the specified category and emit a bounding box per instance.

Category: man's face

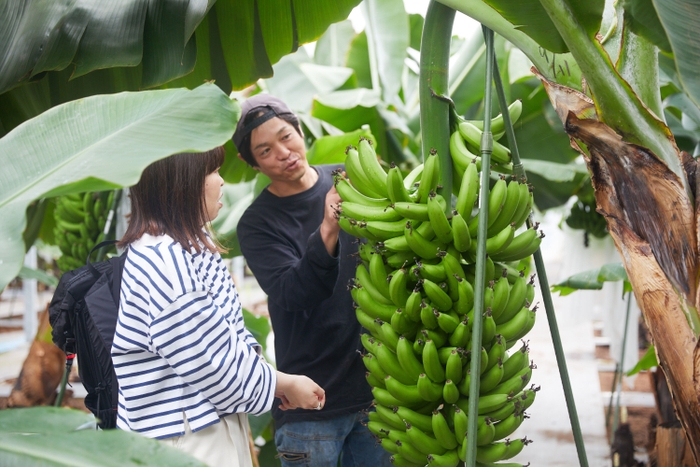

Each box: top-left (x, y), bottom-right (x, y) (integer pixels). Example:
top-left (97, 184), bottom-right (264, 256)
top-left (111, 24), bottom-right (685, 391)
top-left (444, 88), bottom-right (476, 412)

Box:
top-left (249, 116), bottom-right (309, 184)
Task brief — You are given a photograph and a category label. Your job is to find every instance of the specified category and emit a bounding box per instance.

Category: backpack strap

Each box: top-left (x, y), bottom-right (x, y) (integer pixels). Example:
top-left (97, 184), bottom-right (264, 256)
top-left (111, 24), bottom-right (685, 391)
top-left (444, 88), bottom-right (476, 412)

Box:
top-left (86, 240), bottom-right (119, 279)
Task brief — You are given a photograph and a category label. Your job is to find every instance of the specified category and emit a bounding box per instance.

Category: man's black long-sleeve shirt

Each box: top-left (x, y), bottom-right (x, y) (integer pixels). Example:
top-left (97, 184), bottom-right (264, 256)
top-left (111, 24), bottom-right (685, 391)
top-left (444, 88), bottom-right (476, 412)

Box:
top-left (237, 164), bottom-right (371, 427)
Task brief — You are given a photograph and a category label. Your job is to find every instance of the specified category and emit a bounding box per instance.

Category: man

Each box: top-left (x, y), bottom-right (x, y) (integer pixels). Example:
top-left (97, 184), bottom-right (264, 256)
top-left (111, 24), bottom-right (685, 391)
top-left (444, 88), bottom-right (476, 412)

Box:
top-left (234, 94), bottom-right (390, 467)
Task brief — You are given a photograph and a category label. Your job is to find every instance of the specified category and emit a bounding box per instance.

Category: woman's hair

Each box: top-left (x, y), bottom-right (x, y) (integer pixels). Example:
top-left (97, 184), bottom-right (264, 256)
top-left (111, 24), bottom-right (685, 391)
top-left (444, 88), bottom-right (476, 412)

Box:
top-left (119, 146), bottom-right (226, 254)
top-left (238, 109), bottom-right (302, 167)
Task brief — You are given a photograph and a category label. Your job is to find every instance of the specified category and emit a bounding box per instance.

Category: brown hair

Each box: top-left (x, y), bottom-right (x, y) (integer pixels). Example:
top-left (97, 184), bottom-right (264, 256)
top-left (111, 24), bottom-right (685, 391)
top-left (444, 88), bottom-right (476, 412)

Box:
top-left (238, 109), bottom-right (302, 167)
top-left (119, 147), bottom-right (226, 254)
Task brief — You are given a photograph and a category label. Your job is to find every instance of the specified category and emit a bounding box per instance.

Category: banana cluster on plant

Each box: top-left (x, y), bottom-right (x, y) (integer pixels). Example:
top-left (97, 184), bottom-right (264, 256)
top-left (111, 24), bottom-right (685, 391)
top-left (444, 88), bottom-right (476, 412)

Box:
top-left (450, 100), bottom-right (522, 180)
top-left (565, 194), bottom-right (607, 247)
top-left (54, 191), bottom-right (115, 272)
top-left (335, 125), bottom-right (541, 466)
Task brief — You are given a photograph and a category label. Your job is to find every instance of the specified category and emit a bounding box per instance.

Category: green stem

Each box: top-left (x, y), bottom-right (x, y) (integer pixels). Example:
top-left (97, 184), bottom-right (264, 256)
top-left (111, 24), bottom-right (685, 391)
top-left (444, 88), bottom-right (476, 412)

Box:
top-left (536, 0), bottom-right (686, 193)
top-left (419, 1), bottom-right (455, 199)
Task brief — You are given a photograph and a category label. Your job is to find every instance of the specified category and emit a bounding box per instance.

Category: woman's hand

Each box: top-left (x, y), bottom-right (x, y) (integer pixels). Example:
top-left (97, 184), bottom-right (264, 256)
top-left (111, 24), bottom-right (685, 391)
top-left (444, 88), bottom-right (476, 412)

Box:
top-left (275, 372), bottom-right (326, 411)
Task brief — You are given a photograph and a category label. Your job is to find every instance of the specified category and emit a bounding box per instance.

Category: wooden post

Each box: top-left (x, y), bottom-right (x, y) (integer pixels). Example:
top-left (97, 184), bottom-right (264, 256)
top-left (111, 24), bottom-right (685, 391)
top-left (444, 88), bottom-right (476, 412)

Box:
top-left (654, 421), bottom-right (695, 467)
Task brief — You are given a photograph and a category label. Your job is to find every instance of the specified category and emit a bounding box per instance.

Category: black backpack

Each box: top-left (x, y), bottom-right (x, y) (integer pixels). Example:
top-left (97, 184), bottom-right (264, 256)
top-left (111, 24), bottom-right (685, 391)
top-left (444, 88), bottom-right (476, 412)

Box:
top-left (49, 241), bottom-right (127, 429)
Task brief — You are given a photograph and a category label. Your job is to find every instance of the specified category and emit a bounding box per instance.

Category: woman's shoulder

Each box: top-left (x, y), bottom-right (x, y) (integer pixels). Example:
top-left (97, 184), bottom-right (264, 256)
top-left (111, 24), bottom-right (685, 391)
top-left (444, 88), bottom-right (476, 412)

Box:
top-left (127, 234), bottom-right (199, 284)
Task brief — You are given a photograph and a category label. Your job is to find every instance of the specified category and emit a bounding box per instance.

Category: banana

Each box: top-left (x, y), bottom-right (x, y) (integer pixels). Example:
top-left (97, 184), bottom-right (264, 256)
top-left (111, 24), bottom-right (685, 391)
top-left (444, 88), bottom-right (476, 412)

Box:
top-left (361, 333), bottom-right (380, 354)
top-left (383, 234), bottom-right (413, 253)
top-left (477, 393), bottom-right (511, 415)
top-left (397, 336), bottom-right (425, 381)
top-left (391, 309), bottom-right (417, 336)
top-left (443, 379), bottom-right (460, 403)
top-left (458, 121), bottom-right (511, 165)
top-left (491, 412), bottom-right (524, 441)
top-left (413, 338), bottom-right (425, 356)
top-left (385, 375), bottom-right (425, 405)
top-left (490, 274), bottom-right (510, 322)
top-left (394, 441), bottom-right (428, 465)
top-left (487, 179), bottom-right (521, 237)
top-left (445, 349), bottom-right (464, 384)
top-left (421, 327), bottom-right (448, 348)
top-left (412, 260), bottom-right (447, 283)
top-left (510, 182), bottom-right (534, 230)
top-left (482, 309), bottom-right (496, 346)
top-left (390, 452), bottom-right (423, 467)
top-left (508, 306), bottom-right (537, 344)
top-left (450, 211), bottom-right (472, 253)
top-left (363, 352), bottom-right (388, 380)
top-left (335, 174), bottom-right (390, 207)
top-left (56, 218), bottom-right (83, 234)
top-left (381, 439), bottom-right (400, 454)
top-left (448, 317), bottom-right (471, 348)
top-left (482, 398), bottom-right (517, 423)
top-left (404, 287), bottom-right (423, 323)
top-left (373, 387), bottom-right (405, 408)
top-left (352, 286), bottom-right (396, 322)
top-left (516, 386), bottom-right (539, 412)
top-left (405, 221), bottom-right (446, 260)
top-left (368, 420), bottom-right (393, 438)
top-left (405, 421), bottom-right (447, 456)
top-left (342, 201), bottom-right (401, 222)
top-left (420, 300), bottom-right (439, 329)
top-left (345, 146), bottom-right (384, 198)
top-left (376, 403), bottom-right (406, 430)
top-left (422, 279), bottom-right (452, 312)
top-left (476, 441), bottom-right (509, 464)
top-left (403, 163), bottom-right (424, 191)
top-left (501, 342), bottom-right (530, 381)
top-left (367, 372), bottom-right (385, 389)
top-left (497, 271), bottom-right (527, 324)
top-left (472, 224), bottom-right (514, 256)
top-left (356, 307), bottom-right (382, 339)
top-left (478, 358), bottom-right (504, 394)
top-left (451, 405), bottom-right (469, 444)
top-left (427, 193), bottom-right (452, 244)
top-left (489, 227), bottom-right (537, 262)
top-left (485, 334), bottom-right (507, 372)
top-left (375, 341), bottom-right (415, 385)
top-left (365, 219), bottom-right (410, 241)
top-left (427, 449), bottom-right (459, 467)
top-left (495, 305), bottom-right (530, 342)
top-left (501, 437), bottom-right (531, 460)
top-left (386, 250), bottom-right (418, 270)
top-left (454, 276), bottom-right (475, 315)
top-left (388, 268), bottom-right (410, 307)
top-left (369, 252), bottom-right (392, 300)
top-left (392, 202), bottom-right (431, 221)
top-left (463, 418), bottom-right (496, 448)
top-left (415, 150), bottom-right (440, 203)
top-left (417, 373), bottom-right (443, 402)
top-left (437, 345), bottom-right (459, 365)
top-left (356, 264), bottom-right (393, 306)
top-left (357, 138), bottom-right (389, 198)
top-left (483, 362), bottom-right (533, 398)
top-left (466, 100), bottom-right (523, 135)
top-left (396, 405), bottom-right (434, 433)
top-left (495, 233), bottom-right (543, 263)
top-left (450, 130), bottom-right (482, 175)
top-left (454, 161), bottom-right (479, 220)
top-left (387, 164), bottom-right (412, 203)
top-left (432, 409), bottom-right (459, 450)
top-left (422, 339), bottom-right (445, 383)
top-left (378, 319), bottom-right (401, 353)
top-left (435, 310), bottom-right (460, 334)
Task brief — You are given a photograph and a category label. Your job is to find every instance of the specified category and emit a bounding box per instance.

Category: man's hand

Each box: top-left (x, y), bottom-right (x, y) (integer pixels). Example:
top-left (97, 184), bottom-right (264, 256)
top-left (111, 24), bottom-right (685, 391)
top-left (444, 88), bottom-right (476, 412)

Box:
top-left (320, 185), bottom-right (342, 256)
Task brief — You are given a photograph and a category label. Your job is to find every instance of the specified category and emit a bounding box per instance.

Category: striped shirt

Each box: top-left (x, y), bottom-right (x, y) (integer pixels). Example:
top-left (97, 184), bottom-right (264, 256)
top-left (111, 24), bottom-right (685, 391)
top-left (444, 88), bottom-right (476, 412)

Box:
top-left (111, 233), bottom-right (276, 439)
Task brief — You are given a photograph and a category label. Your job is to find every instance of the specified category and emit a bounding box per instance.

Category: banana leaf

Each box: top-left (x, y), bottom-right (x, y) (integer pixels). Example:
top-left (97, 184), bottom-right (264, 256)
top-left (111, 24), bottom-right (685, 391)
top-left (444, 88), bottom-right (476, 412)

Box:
top-left (0, 83), bottom-right (239, 292)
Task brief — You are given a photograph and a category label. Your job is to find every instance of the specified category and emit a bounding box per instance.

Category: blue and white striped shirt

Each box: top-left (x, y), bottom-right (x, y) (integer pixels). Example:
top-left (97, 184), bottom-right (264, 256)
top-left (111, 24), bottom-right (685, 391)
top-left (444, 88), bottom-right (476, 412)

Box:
top-left (111, 233), bottom-right (276, 439)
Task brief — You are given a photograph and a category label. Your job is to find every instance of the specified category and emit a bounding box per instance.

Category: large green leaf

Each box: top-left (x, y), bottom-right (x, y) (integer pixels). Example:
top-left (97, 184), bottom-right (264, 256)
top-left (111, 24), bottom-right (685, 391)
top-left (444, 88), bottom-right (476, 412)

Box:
top-left (623, 0), bottom-right (671, 53)
top-left (314, 20), bottom-right (357, 67)
top-left (0, 83), bottom-right (239, 292)
top-left (0, 407), bottom-right (206, 466)
top-left (306, 128), bottom-right (375, 165)
top-left (0, 0), bottom-right (361, 95)
top-left (362, 0), bottom-right (409, 103)
top-left (652, 0), bottom-right (700, 110)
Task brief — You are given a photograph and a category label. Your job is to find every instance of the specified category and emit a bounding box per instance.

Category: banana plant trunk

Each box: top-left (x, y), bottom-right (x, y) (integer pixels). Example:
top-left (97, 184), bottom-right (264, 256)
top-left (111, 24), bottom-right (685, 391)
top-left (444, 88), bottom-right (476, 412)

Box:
top-left (535, 68), bottom-right (700, 462)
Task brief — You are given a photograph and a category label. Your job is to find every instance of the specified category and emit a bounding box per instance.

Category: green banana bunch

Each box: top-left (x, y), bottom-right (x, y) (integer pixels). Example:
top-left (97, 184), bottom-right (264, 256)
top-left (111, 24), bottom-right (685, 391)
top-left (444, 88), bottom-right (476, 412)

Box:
top-left (565, 194), bottom-right (608, 246)
top-left (54, 190), bottom-right (118, 273)
top-left (338, 134), bottom-right (541, 463)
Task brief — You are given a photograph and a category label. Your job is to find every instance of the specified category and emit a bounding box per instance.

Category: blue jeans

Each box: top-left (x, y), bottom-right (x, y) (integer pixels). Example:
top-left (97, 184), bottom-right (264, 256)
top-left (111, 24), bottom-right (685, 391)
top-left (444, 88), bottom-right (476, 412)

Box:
top-left (274, 410), bottom-right (391, 467)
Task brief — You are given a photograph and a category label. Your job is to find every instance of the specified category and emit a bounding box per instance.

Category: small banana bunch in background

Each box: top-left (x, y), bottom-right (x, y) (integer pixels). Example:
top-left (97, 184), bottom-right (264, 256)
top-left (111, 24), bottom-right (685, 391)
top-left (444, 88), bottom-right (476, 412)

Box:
top-left (335, 120), bottom-right (541, 466)
top-left (450, 100), bottom-right (522, 181)
top-left (565, 194), bottom-right (608, 247)
top-left (54, 191), bottom-right (116, 272)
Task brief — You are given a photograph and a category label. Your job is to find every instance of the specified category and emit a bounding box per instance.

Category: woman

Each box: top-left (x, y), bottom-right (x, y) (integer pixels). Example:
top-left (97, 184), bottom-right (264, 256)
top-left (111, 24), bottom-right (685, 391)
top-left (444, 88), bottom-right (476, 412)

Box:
top-left (112, 147), bottom-right (325, 467)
